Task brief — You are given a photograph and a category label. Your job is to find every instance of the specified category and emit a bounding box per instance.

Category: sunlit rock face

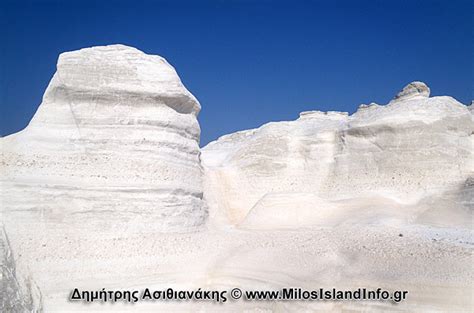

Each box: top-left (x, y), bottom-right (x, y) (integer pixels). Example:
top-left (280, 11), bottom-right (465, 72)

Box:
top-left (202, 82), bottom-right (473, 227)
top-left (1, 45), bottom-right (207, 232)
top-left (1, 45), bottom-right (472, 313)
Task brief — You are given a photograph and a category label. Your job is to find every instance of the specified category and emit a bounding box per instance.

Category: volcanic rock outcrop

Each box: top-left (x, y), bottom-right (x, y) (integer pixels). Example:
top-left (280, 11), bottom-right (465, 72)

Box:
top-left (1, 45), bottom-right (207, 232)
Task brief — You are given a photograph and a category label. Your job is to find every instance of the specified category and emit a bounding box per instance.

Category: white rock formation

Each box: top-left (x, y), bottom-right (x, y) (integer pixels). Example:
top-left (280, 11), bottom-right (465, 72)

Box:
top-left (1, 45), bottom-right (472, 313)
top-left (198, 84), bottom-right (473, 311)
top-left (202, 82), bottom-right (473, 228)
top-left (1, 45), bottom-right (206, 232)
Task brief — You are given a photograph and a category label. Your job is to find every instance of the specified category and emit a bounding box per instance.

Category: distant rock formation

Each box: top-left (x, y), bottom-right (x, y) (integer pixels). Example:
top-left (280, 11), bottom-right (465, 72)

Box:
top-left (0, 45), bottom-right (207, 232)
top-left (202, 82), bottom-right (473, 227)
top-left (392, 81), bottom-right (430, 101)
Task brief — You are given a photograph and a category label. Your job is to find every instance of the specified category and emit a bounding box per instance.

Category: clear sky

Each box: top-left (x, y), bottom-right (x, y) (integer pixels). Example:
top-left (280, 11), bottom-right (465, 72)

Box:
top-left (1, 0), bottom-right (472, 145)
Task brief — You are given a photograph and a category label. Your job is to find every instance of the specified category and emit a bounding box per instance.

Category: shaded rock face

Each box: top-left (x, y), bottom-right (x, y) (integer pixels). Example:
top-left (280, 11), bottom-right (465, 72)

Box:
top-left (1, 45), bottom-right (207, 232)
top-left (202, 82), bottom-right (473, 226)
top-left (0, 227), bottom-right (42, 312)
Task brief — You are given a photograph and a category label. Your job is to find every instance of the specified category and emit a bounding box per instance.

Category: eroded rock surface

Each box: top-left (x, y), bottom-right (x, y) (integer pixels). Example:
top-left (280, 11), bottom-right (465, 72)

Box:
top-left (1, 45), bottom-right (207, 233)
top-left (0, 226), bottom-right (42, 312)
top-left (202, 82), bottom-right (473, 227)
top-left (1, 47), bottom-right (472, 313)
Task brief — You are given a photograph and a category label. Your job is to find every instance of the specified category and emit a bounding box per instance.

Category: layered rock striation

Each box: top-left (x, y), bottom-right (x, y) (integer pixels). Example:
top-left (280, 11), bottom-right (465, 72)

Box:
top-left (1, 45), bottom-right (207, 232)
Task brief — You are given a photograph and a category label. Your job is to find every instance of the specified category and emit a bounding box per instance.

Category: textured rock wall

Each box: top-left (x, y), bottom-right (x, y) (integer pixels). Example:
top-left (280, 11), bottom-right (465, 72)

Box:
top-left (0, 226), bottom-right (43, 312)
top-left (1, 45), bottom-right (207, 232)
top-left (202, 82), bottom-right (473, 226)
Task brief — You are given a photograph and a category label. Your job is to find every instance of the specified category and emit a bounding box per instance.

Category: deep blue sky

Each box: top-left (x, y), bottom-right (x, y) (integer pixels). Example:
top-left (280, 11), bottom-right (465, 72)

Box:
top-left (1, 0), bottom-right (472, 145)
